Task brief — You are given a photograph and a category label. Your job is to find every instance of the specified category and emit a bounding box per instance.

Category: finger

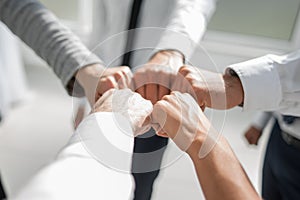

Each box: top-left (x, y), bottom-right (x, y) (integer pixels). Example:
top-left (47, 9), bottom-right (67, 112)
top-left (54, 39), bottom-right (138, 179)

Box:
top-left (158, 72), bottom-right (171, 100)
top-left (146, 83), bottom-right (158, 104)
top-left (94, 88), bottom-right (115, 108)
top-left (164, 92), bottom-right (181, 111)
top-left (129, 79), bottom-right (136, 91)
top-left (95, 76), bottom-right (117, 103)
top-left (113, 71), bottom-right (127, 89)
top-left (158, 85), bottom-right (170, 101)
top-left (133, 72), bottom-right (146, 97)
top-left (133, 72), bottom-right (146, 90)
top-left (156, 130), bottom-right (169, 138)
top-left (101, 76), bottom-right (118, 92)
top-left (151, 101), bottom-right (168, 125)
top-left (121, 67), bottom-right (133, 87)
top-left (178, 65), bottom-right (192, 76)
top-left (171, 74), bottom-right (183, 92)
top-left (136, 86), bottom-right (145, 98)
top-left (93, 89), bottom-right (115, 112)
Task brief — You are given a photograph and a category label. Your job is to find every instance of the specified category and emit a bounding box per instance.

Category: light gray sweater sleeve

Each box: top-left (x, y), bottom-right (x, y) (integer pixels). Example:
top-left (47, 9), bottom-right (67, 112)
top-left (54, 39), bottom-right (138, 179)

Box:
top-left (0, 0), bottom-right (103, 96)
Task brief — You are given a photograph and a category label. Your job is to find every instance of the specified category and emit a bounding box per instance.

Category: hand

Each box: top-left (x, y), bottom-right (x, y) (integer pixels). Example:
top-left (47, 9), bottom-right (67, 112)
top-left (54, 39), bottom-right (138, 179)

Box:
top-left (133, 50), bottom-right (184, 104)
top-left (244, 126), bottom-right (262, 145)
top-left (151, 91), bottom-right (214, 154)
top-left (93, 88), bottom-right (153, 136)
top-left (76, 64), bottom-right (133, 105)
top-left (172, 65), bottom-right (244, 110)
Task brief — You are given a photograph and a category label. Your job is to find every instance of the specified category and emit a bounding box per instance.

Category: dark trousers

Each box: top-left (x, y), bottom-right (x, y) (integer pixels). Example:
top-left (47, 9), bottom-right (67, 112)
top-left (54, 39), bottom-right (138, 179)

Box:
top-left (0, 175), bottom-right (6, 200)
top-left (262, 120), bottom-right (300, 200)
top-left (132, 128), bottom-right (168, 200)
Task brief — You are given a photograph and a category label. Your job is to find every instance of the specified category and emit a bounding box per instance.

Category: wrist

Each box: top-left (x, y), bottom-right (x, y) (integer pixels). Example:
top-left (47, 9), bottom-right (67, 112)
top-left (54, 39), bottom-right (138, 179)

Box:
top-left (75, 64), bottom-right (105, 91)
top-left (186, 131), bottom-right (206, 159)
top-left (223, 69), bottom-right (244, 108)
top-left (149, 50), bottom-right (185, 71)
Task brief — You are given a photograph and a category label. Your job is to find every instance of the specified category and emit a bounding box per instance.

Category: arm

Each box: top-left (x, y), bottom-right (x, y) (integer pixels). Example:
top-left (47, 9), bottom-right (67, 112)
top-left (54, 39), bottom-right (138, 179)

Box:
top-left (13, 89), bottom-right (152, 199)
top-left (172, 65), bottom-right (244, 109)
top-left (0, 0), bottom-right (132, 104)
top-left (188, 136), bottom-right (260, 200)
top-left (151, 92), bottom-right (261, 200)
top-left (13, 113), bottom-right (134, 200)
top-left (155, 0), bottom-right (217, 59)
top-left (175, 49), bottom-right (300, 115)
top-left (133, 0), bottom-right (217, 103)
top-left (227, 50), bottom-right (300, 115)
top-left (0, 0), bottom-right (102, 91)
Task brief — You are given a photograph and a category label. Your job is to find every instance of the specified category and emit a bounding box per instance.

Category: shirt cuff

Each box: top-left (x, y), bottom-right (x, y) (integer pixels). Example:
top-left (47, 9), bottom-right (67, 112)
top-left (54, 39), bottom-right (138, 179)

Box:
top-left (154, 30), bottom-right (195, 60)
top-left (227, 56), bottom-right (282, 111)
top-left (64, 53), bottom-right (103, 97)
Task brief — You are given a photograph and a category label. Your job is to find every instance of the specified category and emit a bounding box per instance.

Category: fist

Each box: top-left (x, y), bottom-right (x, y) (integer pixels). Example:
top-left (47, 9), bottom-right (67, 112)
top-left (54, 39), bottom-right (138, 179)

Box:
top-left (244, 126), bottom-right (262, 145)
top-left (151, 92), bottom-right (213, 152)
top-left (93, 89), bottom-right (153, 136)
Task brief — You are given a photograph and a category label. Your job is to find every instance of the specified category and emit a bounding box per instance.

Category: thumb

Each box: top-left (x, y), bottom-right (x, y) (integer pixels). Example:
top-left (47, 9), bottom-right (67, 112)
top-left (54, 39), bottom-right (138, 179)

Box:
top-left (151, 103), bottom-right (167, 128)
top-left (142, 116), bottom-right (151, 127)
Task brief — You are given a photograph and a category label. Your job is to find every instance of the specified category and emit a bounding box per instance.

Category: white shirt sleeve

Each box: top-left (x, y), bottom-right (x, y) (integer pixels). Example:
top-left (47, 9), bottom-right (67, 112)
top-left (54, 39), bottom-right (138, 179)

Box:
top-left (251, 112), bottom-right (273, 130)
top-left (12, 113), bottom-right (134, 200)
top-left (155, 0), bottom-right (217, 59)
top-left (227, 50), bottom-right (300, 116)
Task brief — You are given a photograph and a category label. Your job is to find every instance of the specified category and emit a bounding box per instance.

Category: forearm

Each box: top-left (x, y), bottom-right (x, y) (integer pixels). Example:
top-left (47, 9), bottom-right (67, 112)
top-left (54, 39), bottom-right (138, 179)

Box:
top-left (0, 0), bottom-right (103, 93)
top-left (149, 49), bottom-right (185, 71)
top-left (155, 0), bottom-right (216, 59)
top-left (188, 136), bottom-right (260, 200)
top-left (13, 113), bottom-right (134, 199)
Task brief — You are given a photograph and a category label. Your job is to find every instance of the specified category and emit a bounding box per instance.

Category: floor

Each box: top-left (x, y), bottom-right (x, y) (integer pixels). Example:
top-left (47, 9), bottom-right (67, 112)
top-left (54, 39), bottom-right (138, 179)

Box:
top-left (0, 62), bottom-right (271, 199)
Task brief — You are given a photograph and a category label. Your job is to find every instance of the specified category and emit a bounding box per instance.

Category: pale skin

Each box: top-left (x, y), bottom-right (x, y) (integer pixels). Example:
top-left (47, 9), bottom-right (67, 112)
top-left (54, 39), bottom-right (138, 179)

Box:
top-left (75, 50), bottom-right (184, 107)
top-left (75, 52), bottom-right (245, 113)
top-left (151, 92), bottom-right (261, 200)
top-left (133, 50), bottom-right (184, 104)
top-left (76, 52), bottom-right (256, 199)
top-left (76, 64), bottom-right (133, 106)
top-left (73, 50), bottom-right (184, 130)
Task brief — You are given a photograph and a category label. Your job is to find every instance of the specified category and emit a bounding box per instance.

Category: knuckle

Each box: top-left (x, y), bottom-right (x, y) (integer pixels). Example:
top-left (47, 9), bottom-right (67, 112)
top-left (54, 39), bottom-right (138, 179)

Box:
top-left (154, 101), bottom-right (166, 109)
top-left (116, 70), bottom-right (124, 78)
top-left (162, 94), bottom-right (172, 101)
top-left (121, 66), bottom-right (131, 72)
top-left (179, 65), bottom-right (190, 72)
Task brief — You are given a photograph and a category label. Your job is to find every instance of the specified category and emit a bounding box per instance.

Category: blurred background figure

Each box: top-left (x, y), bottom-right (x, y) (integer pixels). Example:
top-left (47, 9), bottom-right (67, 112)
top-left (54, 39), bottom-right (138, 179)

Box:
top-left (0, 22), bottom-right (29, 124)
top-left (244, 112), bottom-right (300, 200)
top-left (0, 23), bottom-right (29, 199)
